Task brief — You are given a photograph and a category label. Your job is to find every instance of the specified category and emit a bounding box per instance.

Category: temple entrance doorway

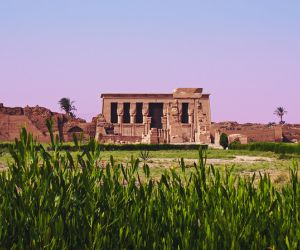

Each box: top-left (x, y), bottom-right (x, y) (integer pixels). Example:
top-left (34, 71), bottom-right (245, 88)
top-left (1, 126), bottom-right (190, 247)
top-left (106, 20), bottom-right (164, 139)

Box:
top-left (149, 103), bottom-right (163, 129)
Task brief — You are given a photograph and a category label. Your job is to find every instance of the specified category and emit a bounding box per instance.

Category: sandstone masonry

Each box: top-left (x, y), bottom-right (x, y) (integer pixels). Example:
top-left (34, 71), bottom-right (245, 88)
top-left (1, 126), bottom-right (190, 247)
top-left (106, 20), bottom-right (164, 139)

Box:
top-left (0, 104), bottom-right (96, 143)
top-left (1, 90), bottom-right (300, 144)
top-left (95, 88), bottom-right (212, 144)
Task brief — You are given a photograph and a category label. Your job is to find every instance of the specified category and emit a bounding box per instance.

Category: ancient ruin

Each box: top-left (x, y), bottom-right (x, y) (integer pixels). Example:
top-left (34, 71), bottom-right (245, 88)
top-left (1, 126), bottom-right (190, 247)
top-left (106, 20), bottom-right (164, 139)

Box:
top-left (211, 122), bottom-right (284, 145)
top-left (0, 103), bottom-right (96, 143)
top-left (1, 89), bottom-right (300, 144)
top-left (95, 88), bottom-right (212, 144)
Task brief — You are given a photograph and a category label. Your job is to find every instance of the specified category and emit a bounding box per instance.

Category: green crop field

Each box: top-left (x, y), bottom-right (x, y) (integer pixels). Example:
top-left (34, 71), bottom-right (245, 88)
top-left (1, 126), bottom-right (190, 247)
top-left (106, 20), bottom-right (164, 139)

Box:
top-left (0, 127), bottom-right (300, 249)
top-left (0, 143), bottom-right (297, 186)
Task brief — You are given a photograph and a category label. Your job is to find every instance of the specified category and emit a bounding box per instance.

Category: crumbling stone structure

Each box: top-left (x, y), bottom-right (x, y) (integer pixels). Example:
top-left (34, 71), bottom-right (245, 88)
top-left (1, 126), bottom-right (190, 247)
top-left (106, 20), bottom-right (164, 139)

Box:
top-left (0, 103), bottom-right (96, 143)
top-left (282, 124), bottom-right (300, 143)
top-left (1, 93), bottom-right (299, 145)
top-left (211, 122), bottom-right (283, 144)
top-left (95, 88), bottom-right (212, 144)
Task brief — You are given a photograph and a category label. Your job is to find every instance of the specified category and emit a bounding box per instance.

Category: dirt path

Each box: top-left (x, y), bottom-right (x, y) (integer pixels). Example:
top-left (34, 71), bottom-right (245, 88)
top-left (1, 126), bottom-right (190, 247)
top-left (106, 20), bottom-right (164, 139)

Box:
top-left (147, 156), bottom-right (293, 185)
top-left (149, 155), bottom-right (274, 167)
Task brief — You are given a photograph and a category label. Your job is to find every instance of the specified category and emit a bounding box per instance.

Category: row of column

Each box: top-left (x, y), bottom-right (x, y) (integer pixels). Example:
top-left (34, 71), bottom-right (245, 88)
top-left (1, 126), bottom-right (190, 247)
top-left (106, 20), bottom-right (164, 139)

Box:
top-left (116, 102), bottom-right (150, 124)
top-left (114, 101), bottom-right (196, 124)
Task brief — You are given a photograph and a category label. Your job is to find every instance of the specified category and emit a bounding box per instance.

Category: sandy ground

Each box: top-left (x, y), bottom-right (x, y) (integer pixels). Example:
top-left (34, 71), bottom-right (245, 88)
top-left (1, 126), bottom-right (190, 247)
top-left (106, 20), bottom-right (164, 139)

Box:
top-left (0, 155), bottom-right (274, 170)
top-left (147, 155), bottom-right (274, 167)
top-left (153, 156), bottom-right (295, 186)
top-left (145, 156), bottom-right (293, 185)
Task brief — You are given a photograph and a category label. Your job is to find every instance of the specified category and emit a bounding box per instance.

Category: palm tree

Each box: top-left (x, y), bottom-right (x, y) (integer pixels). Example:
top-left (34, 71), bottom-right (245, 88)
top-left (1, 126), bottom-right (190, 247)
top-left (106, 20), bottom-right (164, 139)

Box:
top-left (274, 107), bottom-right (287, 124)
top-left (58, 98), bottom-right (76, 118)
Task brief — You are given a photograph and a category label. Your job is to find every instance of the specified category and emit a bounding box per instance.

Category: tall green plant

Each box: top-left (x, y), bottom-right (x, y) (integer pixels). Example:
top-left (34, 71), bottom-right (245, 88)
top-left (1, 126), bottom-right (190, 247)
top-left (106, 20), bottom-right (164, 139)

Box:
top-left (0, 125), bottom-right (299, 249)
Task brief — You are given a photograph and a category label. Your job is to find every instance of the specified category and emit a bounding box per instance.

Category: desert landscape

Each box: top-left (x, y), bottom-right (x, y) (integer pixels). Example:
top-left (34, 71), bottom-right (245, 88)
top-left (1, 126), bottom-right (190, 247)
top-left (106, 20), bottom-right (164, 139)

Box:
top-left (1, 92), bottom-right (300, 249)
top-left (1, 1), bottom-right (299, 249)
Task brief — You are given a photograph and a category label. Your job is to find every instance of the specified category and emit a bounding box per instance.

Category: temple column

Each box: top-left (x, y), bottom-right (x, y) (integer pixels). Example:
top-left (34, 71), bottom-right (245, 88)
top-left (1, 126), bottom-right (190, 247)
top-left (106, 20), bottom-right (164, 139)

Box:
top-left (161, 116), bottom-right (167, 143)
top-left (142, 103), bottom-right (149, 124)
top-left (130, 103), bottom-right (136, 136)
top-left (142, 103), bottom-right (149, 134)
top-left (117, 114), bottom-right (122, 124)
top-left (188, 108), bottom-right (194, 142)
top-left (130, 103), bottom-right (136, 124)
top-left (117, 103), bottom-right (123, 134)
top-left (188, 112), bottom-right (193, 124)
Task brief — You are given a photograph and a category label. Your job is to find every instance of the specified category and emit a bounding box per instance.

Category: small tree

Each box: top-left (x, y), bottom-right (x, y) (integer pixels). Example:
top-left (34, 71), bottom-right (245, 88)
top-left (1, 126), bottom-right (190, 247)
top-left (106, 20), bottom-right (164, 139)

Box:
top-left (220, 133), bottom-right (229, 149)
top-left (58, 97), bottom-right (76, 118)
top-left (274, 107), bottom-right (287, 124)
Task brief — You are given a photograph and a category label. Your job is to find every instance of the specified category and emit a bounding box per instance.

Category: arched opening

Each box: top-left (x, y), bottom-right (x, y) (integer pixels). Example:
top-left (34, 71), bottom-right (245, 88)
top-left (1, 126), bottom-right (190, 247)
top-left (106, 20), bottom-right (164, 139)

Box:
top-left (68, 126), bottom-right (83, 133)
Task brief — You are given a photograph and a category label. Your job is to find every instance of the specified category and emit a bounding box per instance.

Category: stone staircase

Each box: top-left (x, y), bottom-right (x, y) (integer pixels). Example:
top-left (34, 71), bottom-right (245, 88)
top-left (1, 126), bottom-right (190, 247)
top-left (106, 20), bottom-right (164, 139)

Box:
top-left (142, 128), bottom-right (165, 144)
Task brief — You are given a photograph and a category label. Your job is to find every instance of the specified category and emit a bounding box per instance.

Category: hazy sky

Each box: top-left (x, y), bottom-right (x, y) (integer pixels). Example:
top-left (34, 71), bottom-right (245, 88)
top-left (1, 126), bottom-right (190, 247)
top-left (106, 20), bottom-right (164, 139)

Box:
top-left (0, 1), bottom-right (299, 123)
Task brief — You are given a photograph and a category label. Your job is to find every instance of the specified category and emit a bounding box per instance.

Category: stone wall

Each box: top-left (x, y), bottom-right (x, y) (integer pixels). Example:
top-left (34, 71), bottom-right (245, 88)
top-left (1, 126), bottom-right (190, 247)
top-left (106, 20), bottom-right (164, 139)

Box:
top-left (0, 114), bottom-right (49, 142)
top-left (1, 102), bottom-right (299, 144)
top-left (0, 104), bottom-right (96, 143)
top-left (100, 135), bottom-right (142, 144)
top-left (98, 88), bottom-right (212, 144)
top-left (211, 122), bottom-right (284, 143)
top-left (282, 124), bottom-right (300, 142)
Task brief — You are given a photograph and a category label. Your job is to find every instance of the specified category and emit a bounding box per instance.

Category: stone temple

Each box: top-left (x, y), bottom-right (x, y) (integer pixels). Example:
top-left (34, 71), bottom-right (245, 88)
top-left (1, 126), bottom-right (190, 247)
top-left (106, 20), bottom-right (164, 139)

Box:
top-left (95, 88), bottom-right (211, 144)
top-left (1, 88), bottom-right (298, 144)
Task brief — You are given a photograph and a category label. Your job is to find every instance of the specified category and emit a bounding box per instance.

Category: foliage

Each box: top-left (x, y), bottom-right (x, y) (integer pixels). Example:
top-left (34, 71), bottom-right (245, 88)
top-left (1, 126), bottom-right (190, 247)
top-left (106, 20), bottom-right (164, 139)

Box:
top-left (229, 141), bottom-right (300, 155)
top-left (274, 107), bottom-right (287, 124)
top-left (229, 140), bottom-right (241, 149)
top-left (139, 150), bottom-right (151, 163)
top-left (0, 142), bottom-right (209, 152)
top-left (0, 143), bottom-right (10, 156)
top-left (220, 133), bottom-right (229, 149)
top-left (58, 97), bottom-right (76, 118)
top-left (0, 142), bottom-right (11, 150)
top-left (0, 127), bottom-right (300, 249)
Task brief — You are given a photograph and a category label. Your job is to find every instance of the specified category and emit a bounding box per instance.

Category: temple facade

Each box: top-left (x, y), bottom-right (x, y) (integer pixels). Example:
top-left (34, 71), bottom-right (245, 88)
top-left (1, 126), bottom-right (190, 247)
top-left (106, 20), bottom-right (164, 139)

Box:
top-left (95, 88), bottom-right (212, 144)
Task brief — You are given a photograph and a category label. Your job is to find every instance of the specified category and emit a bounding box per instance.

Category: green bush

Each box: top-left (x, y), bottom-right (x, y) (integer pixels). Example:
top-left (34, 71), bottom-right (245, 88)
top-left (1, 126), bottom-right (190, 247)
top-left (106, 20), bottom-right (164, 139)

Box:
top-left (0, 142), bottom-right (11, 149)
top-left (229, 142), bottom-right (249, 150)
top-left (229, 141), bottom-right (300, 155)
top-left (0, 141), bottom-right (209, 152)
top-left (0, 143), bottom-right (10, 155)
top-left (220, 133), bottom-right (229, 149)
top-left (0, 128), bottom-right (300, 249)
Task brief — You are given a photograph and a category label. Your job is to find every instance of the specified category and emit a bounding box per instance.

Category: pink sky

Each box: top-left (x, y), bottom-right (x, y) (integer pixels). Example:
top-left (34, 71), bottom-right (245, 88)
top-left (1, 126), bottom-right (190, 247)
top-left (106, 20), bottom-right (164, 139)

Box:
top-left (0, 1), bottom-right (299, 123)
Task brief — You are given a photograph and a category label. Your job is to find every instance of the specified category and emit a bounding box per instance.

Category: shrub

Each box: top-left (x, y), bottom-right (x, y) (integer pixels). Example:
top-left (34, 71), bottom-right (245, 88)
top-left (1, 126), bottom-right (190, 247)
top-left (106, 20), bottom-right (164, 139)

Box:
top-left (0, 142), bottom-right (209, 152)
top-left (220, 133), bottom-right (229, 149)
top-left (0, 143), bottom-right (10, 155)
top-left (229, 140), bottom-right (241, 148)
top-left (229, 141), bottom-right (300, 155)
